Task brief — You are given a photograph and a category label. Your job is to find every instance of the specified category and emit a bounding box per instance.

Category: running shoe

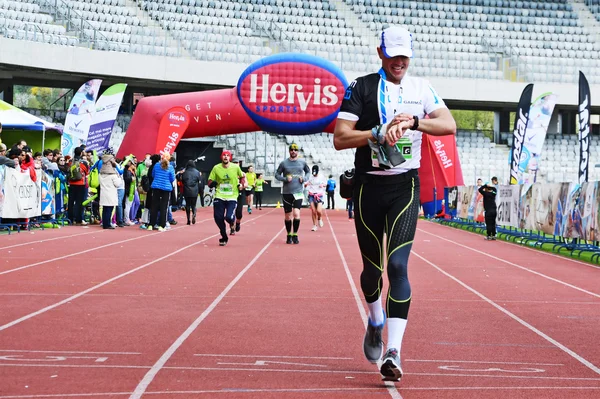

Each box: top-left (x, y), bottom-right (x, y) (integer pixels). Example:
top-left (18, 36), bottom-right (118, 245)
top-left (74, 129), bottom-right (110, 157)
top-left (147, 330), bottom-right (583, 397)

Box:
top-left (219, 237), bottom-right (228, 246)
top-left (363, 310), bottom-right (386, 363)
top-left (286, 235), bottom-right (293, 244)
top-left (230, 227), bottom-right (236, 236)
top-left (318, 219), bottom-right (323, 228)
top-left (146, 226), bottom-right (153, 231)
top-left (380, 348), bottom-right (403, 381)
top-left (292, 235), bottom-right (299, 244)
top-left (311, 225), bottom-right (318, 231)
top-left (192, 215), bottom-right (196, 224)
top-left (235, 222), bottom-right (241, 232)
top-left (157, 226), bottom-right (165, 232)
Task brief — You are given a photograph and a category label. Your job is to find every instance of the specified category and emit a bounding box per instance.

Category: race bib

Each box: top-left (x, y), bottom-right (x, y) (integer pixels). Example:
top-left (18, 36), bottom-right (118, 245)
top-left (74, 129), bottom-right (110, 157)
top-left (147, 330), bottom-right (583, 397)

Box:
top-left (293, 192), bottom-right (304, 200)
top-left (218, 183), bottom-right (233, 194)
top-left (395, 137), bottom-right (412, 160)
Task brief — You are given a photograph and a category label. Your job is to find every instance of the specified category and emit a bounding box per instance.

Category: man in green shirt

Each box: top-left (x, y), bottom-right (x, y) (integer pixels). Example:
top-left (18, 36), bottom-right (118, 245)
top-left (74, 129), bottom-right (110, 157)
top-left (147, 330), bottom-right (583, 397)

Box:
top-left (208, 150), bottom-right (245, 246)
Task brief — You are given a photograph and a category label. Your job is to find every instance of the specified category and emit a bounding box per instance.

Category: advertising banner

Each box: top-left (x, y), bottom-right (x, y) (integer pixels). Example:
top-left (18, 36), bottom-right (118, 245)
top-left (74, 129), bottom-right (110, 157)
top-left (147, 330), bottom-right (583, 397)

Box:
top-left (578, 71), bottom-right (591, 184)
top-left (155, 107), bottom-right (190, 155)
top-left (40, 170), bottom-right (55, 216)
top-left (521, 92), bottom-right (558, 183)
top-left (496, 185), bottom-right (520, 228)
top-left (509, 84), bottom-right (534, 185)
top-left (86, 83), bottom-right (128, 152)
top-left (62, 79), bottom-right (103, 156)
top-left (1, 168), bottom-right (42, 219)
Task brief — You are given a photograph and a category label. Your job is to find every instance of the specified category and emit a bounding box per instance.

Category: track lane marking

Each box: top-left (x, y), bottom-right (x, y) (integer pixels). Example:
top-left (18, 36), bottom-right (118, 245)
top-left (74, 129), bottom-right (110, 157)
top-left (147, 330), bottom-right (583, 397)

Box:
top-left (129, 226), bottom-right (284, 399)
top-left (326, 213), bottom-right (404, 399)
top-left (412, 251), bottom-right (600, 376)
top-left (0, 213), bottom-right (271, 331)
top-left (0, 230), bottom-right (104, 251)
top-left (417, 228), bottom-right (600, 299)
top-left (419, 221), bottom-right (600, 270)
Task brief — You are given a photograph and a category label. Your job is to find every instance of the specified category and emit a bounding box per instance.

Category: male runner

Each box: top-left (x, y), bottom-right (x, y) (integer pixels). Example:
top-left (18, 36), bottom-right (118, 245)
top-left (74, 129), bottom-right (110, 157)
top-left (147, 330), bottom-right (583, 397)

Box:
top-left (207, 150), bottom-right (245, 246)
top-left (275, 143), bottom-right (310, 244)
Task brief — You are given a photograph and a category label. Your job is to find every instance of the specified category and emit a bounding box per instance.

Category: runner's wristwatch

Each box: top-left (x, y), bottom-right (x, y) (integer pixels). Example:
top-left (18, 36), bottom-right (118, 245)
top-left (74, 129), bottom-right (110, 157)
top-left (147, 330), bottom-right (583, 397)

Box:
top-left (411, 115), bottom-right (419, 130)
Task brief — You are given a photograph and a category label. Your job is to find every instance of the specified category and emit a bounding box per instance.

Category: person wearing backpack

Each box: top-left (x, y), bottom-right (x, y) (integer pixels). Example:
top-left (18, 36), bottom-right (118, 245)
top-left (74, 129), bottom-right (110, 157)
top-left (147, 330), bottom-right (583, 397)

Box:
top-left (67, 146), bottom-right (90, 225)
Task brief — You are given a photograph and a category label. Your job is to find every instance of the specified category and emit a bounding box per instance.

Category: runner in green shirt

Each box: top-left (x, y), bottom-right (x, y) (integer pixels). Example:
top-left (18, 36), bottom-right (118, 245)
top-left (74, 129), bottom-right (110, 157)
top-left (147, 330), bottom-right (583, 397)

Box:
top-left (244, 165), bottom-right (257, 214)
top-left (254, 173), bottom-right (268, 210)
top-left (207, 150), bottom-right (245, 246)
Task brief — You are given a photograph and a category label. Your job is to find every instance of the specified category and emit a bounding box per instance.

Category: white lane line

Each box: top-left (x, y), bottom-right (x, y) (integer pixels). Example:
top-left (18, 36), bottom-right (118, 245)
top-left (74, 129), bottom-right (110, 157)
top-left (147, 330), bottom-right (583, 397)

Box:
top-left (405, 359), bottom-right (564, 366)
top-left (0, 349), bottom-right (140, 355)
top-left (412, 251), bottom-right (600, 376)
top-left (420, 221), bottom-right (600, 270)
top-left (0, 225), bottom-right (220, 331)
top-left (4, 363), bottom-right (600, 382)
top-left (0, 230), bottom-right (104, 251)
top-left (326, 213), bottom-right (404, 399)
top-left (2, 386), bottom-right (600, 398)
top-left (0, 225), bottom-right (186, 276)
top-left (417, 228), bottom-right (600, 299)
top-left (129, 227), bottom-right (285, 399)
top-left (194, 354), bottom-right (353, 360)
top-left (3, 362), bottom-right (600, 383)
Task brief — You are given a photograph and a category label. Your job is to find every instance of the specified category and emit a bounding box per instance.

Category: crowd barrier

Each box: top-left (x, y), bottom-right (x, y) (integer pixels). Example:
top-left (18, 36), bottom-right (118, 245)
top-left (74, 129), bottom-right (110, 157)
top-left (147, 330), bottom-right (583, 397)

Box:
top-left (0, 165), bottom-right (69, 233)
top-left (439, 182), bottom-right (600, 264)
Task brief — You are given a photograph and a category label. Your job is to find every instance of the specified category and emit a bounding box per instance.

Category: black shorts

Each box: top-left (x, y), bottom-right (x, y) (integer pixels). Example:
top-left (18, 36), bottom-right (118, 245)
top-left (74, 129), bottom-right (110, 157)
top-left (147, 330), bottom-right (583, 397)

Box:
top-left (244, 188), bottom-right (255, 196)
top-left (282, 193), bottom-right (303, 213)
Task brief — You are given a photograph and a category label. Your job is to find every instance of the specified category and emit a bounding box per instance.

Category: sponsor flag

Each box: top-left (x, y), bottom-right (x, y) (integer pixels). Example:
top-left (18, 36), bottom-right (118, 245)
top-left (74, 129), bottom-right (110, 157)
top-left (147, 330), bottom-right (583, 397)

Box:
top-left (509, 83), bottom-right (534, 185)
top-left (61, 79), bottom-right (103, 156)
top-left (155, 107), bottom-right (190, 155)
top-left (578, 71), bottom-right (591, 184)
top-left (521, 92), bottom-right (558, 183)
top-left (85, 83), bottom-right (128, 152)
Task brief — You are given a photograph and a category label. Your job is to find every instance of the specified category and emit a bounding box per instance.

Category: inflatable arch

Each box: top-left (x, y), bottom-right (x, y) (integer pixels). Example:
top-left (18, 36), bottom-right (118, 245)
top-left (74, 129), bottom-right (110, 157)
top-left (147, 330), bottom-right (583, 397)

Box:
top-left (117, 53), bottom-right (463, 211)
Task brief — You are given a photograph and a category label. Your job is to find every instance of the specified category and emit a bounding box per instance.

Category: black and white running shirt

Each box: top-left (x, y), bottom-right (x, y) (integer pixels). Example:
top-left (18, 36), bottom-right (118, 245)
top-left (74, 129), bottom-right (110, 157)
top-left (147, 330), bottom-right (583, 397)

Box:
top-left (338, 69), bottom-right (447, 175)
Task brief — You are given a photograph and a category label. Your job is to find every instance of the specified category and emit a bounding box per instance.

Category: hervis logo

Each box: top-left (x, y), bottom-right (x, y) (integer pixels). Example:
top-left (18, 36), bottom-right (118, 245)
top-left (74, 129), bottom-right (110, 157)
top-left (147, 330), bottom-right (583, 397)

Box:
top-left (168, 111), bottom-right (187, 124)
top-left (237, 53), bottom-right (348, 135)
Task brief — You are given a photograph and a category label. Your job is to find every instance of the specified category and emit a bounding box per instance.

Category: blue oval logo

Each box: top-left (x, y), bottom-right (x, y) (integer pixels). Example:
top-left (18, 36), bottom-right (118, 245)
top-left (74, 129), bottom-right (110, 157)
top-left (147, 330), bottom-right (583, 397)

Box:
top-left (237, 53), bottom-right (348, 135)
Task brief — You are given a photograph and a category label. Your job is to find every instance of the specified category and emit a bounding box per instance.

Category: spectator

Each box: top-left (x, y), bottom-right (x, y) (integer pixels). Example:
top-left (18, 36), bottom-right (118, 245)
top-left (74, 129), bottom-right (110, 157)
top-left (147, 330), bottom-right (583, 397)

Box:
top-left (99, 148), bottom-right (120, 229)
top-left (181, 160), bottom-right (201, 225)
top-left (326, 174), bottom-right (336, 209)
top-left (148, 153), bottom-right (175, 232)
top-left (0, 143), bottom-right (16, 168)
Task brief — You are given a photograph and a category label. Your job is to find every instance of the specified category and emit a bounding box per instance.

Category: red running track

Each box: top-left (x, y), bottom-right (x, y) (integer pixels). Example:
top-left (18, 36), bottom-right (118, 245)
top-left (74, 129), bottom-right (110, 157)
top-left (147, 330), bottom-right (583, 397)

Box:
top-left (0, 208), bottom-right (599, 398)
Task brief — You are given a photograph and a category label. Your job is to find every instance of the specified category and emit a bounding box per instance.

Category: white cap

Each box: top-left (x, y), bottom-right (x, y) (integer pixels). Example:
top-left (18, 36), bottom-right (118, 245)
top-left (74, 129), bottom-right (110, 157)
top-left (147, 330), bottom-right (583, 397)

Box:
top-left (380, 26), bottom-right (413, 58)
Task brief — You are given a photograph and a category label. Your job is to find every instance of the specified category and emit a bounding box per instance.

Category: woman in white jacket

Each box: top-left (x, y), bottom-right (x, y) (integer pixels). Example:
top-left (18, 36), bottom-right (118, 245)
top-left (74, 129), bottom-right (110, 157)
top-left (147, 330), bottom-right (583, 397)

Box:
top-left (99, 148), bottom-right (121, 230)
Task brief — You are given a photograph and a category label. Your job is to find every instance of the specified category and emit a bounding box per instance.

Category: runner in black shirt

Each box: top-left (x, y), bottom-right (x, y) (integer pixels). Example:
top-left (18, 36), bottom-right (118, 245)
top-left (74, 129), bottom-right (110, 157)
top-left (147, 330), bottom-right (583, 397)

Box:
top-left (334, 26), bottom-right (456, 381)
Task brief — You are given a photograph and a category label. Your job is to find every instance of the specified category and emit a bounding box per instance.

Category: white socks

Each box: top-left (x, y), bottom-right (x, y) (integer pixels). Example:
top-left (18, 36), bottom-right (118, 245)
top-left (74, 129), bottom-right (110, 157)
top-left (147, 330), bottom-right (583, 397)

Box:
top-left (386, 318), bottom-right (408, 352)
top-left (367, 298), bottom-right (385, 325)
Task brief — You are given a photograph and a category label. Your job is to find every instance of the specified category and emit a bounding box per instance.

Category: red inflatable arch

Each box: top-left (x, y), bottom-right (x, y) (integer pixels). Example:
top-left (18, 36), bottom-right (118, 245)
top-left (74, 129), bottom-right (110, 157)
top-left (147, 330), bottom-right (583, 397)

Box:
top-left (117, 53), bottom-right (463, 207)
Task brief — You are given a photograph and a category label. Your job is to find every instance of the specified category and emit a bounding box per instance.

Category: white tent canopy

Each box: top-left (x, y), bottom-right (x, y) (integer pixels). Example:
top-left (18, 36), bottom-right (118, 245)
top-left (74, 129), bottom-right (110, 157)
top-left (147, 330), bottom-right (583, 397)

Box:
top-left (0, 100), bottom-right (62, 132)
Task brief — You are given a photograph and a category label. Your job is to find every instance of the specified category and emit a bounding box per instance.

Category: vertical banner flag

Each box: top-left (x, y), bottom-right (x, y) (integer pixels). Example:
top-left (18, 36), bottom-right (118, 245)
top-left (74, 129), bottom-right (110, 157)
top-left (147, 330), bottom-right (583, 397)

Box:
top-left (521, 92), bottom-right (558, 184)
top-left (86, 83), bottom-right (128, 152)
top-left (509, 83), bottom-right (534, 185)
top-left (62, 79), bottom-right (103, 156)
top-left (155, 107), bottom-right (190, 155)
top-left (578, 71), bottom-right (591, 184)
